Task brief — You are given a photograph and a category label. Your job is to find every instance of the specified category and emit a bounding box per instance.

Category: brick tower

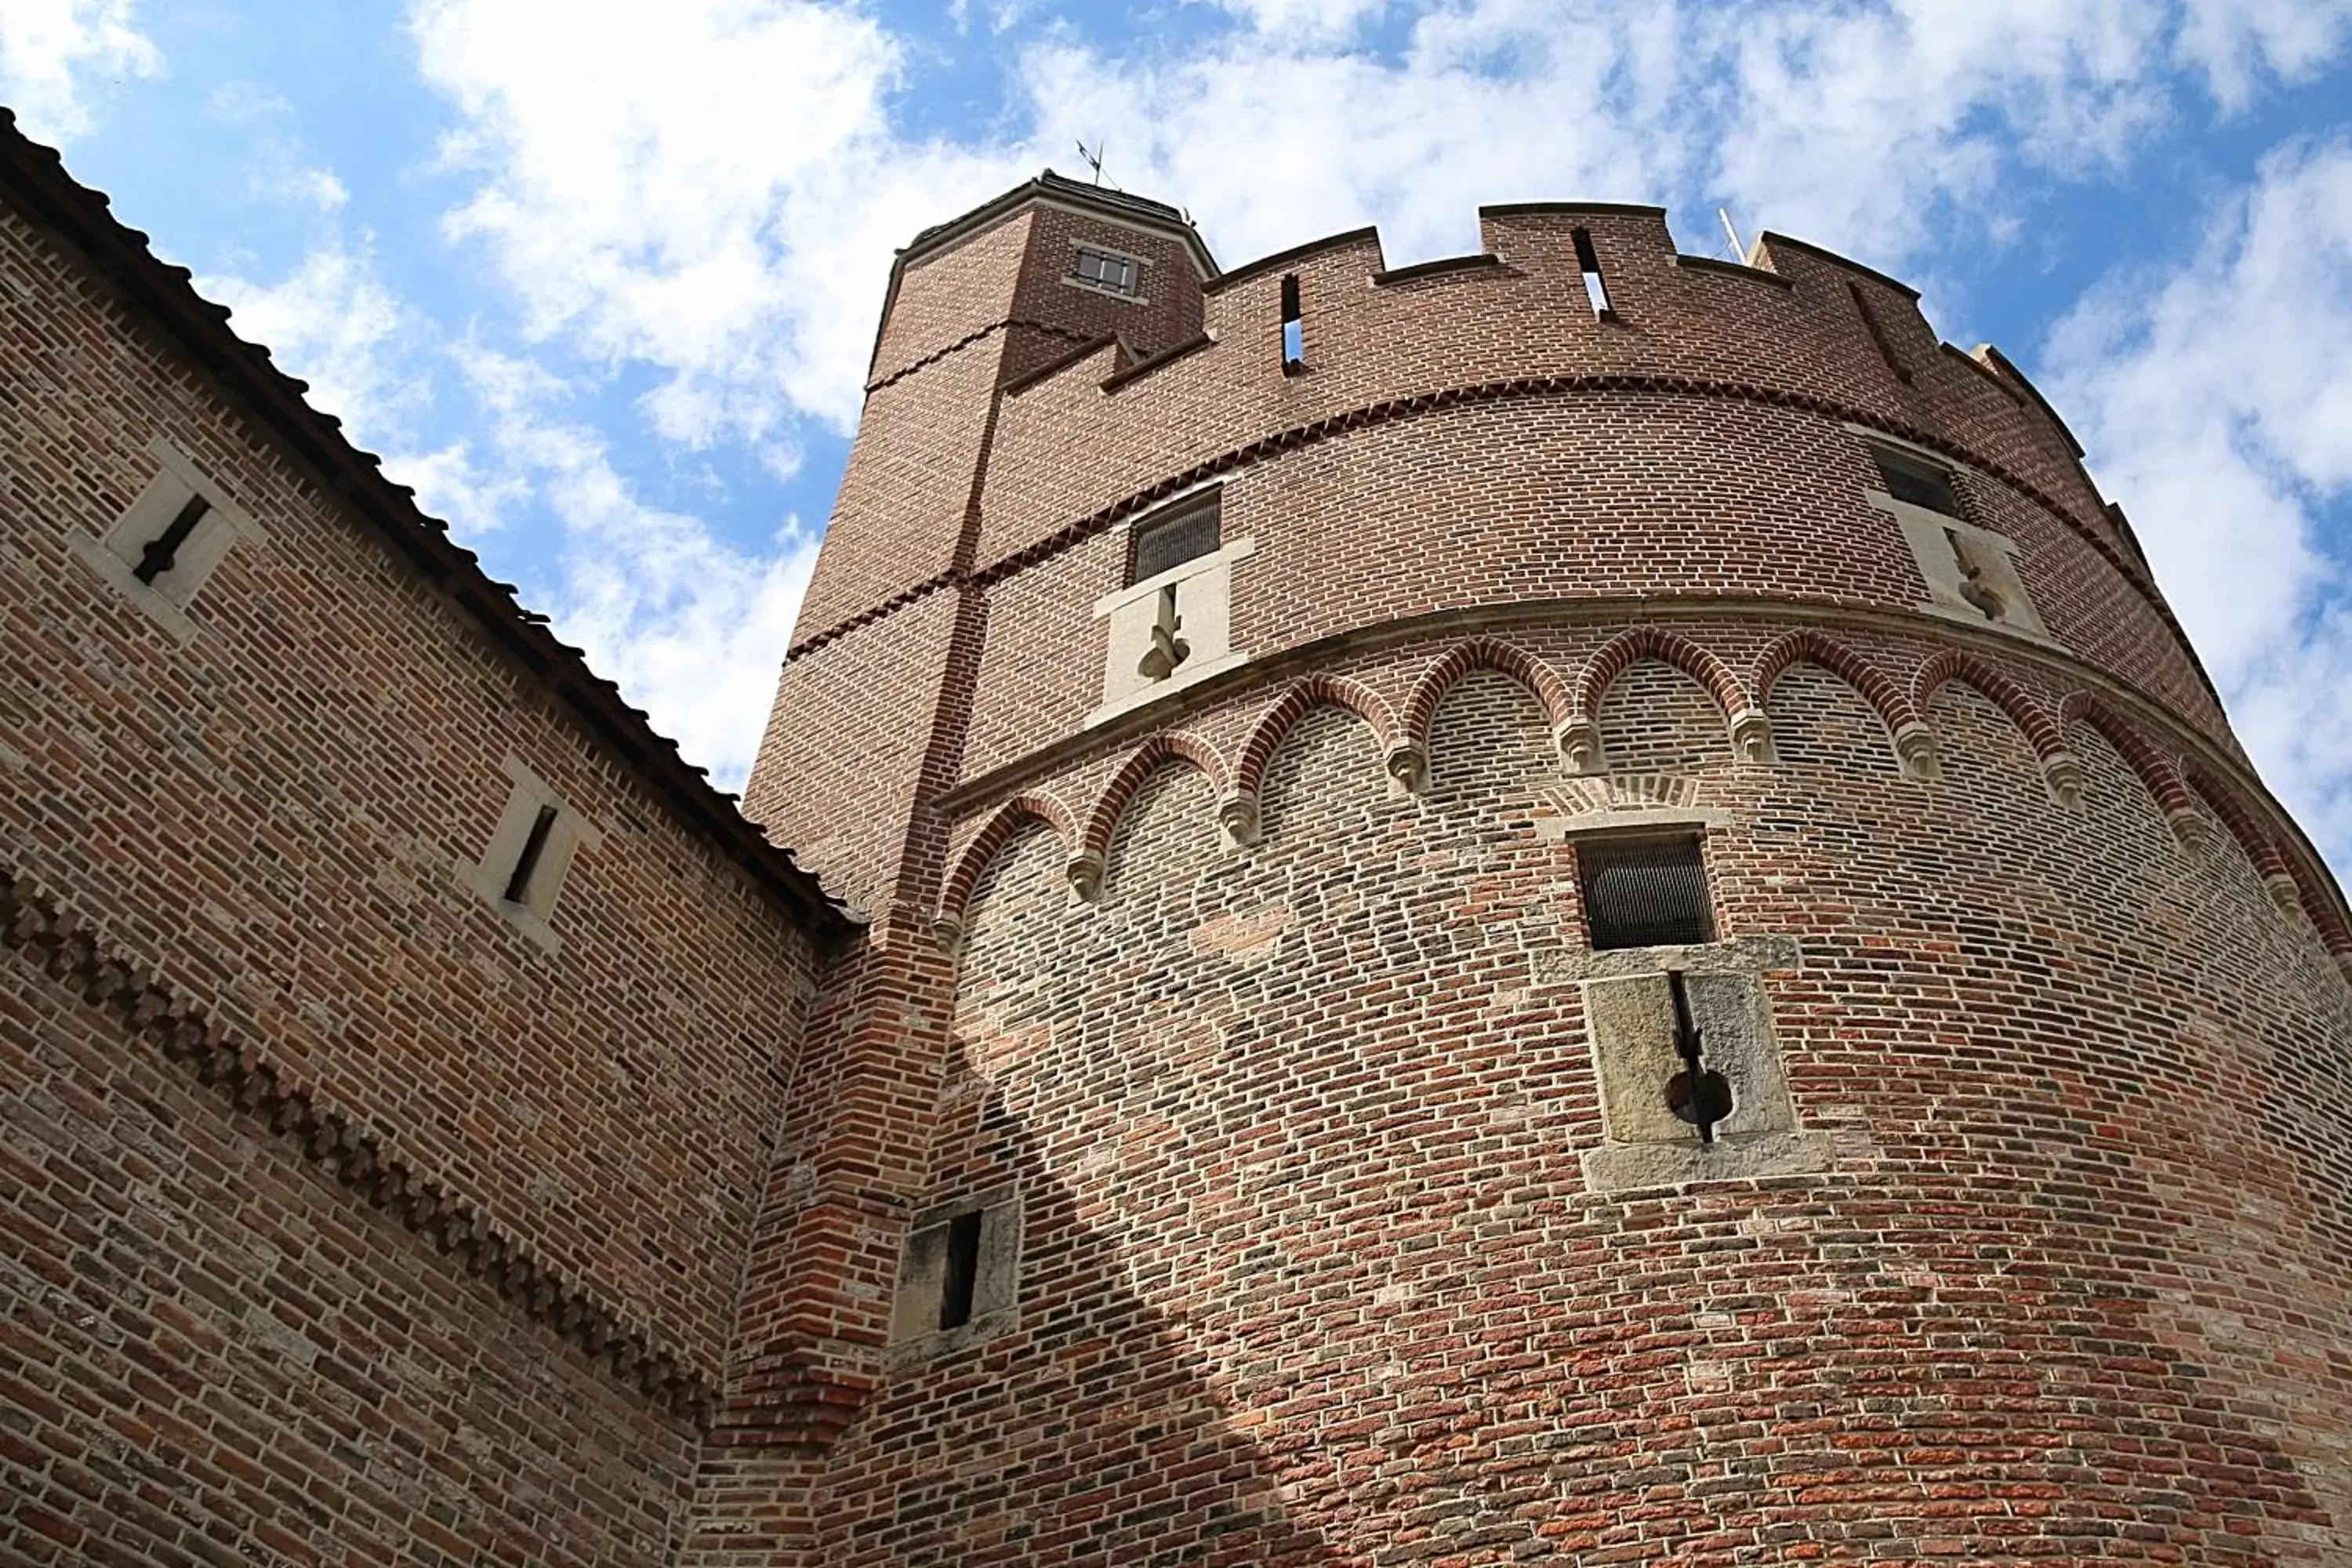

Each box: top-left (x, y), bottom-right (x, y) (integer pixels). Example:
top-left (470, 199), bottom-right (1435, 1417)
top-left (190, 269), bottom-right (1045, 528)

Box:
top-left (7, 111), bottom-right (2352, 1563)
top-left (724, 178), bottom-right (2352, 1562)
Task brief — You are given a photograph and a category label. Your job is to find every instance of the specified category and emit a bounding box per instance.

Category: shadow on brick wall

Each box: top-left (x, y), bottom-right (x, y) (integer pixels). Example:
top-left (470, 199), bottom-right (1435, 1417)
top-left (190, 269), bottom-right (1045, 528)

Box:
top-left (786, 1074), bottom-right (1341, 1566)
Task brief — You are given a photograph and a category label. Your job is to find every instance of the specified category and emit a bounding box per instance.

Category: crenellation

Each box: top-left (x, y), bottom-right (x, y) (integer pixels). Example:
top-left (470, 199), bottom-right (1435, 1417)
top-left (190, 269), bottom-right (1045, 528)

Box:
top-left (12, 126), bottom-right (2352, 1567)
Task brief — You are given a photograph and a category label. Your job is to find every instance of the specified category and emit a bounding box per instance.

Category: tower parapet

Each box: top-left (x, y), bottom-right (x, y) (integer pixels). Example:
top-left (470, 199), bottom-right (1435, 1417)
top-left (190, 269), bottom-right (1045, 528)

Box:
top-left (723, 177), bottom-right (2352, 1564)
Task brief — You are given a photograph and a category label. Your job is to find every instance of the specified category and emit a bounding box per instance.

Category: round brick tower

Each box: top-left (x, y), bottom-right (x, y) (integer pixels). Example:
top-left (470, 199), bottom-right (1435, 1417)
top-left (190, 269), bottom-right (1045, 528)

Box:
top-left (710, 176), bottom-right (2352, 1564)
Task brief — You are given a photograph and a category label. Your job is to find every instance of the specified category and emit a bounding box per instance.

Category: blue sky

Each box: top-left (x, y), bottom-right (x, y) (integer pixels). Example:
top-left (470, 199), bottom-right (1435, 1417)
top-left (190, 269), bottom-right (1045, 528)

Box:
top-left (4, 0), bottom-right (2350, 873)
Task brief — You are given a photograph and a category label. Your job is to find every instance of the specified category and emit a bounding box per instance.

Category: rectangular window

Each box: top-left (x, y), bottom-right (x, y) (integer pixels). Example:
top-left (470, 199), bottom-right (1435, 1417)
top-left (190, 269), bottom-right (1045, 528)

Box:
top-left (1872, 446), bottom-right (1962, 517)
top-left (1074, 245), bottom-right (1140, 296)
top-left (1579, 835), bottom-right (1715, 950)
top-left (1280, 274), bottom-right (1305, 371)
top-left (502, 804), bottom-right (561, 904)
top-left (938, 1210), bottom-right (984, 1330)
top-left (1129, 499), bottom-right (1221, 584)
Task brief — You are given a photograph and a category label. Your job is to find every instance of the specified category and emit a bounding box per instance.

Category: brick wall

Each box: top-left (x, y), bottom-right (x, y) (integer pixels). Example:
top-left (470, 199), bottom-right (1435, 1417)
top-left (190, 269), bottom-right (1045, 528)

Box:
top-left (2, 155), bottom-right (831, 1560)
top-left (1, 960), bottom-right (701, 1564)
top-left (791, 634), bottom-right (2352, 1560)
top-left (724, 179), bottom-right (2350, 1557)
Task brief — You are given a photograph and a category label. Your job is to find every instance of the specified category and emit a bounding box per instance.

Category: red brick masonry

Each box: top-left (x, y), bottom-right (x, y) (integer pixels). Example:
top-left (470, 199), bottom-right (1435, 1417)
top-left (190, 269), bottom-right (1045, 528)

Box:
top-left (5, 121), bottom-right (2349, 1566)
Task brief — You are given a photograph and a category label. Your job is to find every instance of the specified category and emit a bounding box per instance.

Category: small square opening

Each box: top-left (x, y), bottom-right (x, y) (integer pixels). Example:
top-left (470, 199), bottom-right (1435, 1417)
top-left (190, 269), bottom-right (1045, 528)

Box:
top-left (1129, 499), bottom-right (1221, 585)
top-left (1871, 447), bottom-right (1962, 517)
top-left (1074, 245), bottom-right (1140, 296)
top-left (1578, 834), bottom-right (1715, 950)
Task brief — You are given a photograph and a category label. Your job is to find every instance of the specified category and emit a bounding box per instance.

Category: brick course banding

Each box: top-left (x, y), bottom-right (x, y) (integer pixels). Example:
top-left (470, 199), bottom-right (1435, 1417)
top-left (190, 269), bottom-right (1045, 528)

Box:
top-left (7, 123), bottom-right (2351, 1565)
top-left (731, 170), bottom-right (2352, 1564)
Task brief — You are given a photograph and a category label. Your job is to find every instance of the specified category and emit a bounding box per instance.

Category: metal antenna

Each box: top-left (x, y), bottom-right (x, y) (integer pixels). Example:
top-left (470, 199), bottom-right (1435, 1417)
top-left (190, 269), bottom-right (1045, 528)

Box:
top-left (1077, 139), bottom-right (1106, 186)
top-left (1719, 207), bottom-right (1747, 263)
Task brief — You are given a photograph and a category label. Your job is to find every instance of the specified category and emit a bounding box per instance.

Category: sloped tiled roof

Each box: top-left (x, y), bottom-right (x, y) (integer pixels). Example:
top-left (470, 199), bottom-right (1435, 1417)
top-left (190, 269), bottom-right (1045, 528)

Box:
top-left (0, 108), bottom-right (855, 943)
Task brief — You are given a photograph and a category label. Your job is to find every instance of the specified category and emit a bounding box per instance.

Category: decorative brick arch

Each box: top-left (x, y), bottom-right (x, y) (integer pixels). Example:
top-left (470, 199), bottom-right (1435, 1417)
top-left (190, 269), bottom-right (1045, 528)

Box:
top-left (935, 793), bottom-right (1079, 946)
top-left (2177, 769), bottom-right (2352, 955)
top-left (1222, 675), bottom-right (1398, 846)
top-left (1070, 731), bottom-right (1232, 899)
top-left (1564, 626), bottom-right (1769, 774)
top-left (1753, 630), bottom-right (1920, 734)
top-left (2294, 862), bottom-right (2352, 961)
top-left (1388, 637), bottom-right (1577, 791)
top-left (1753, 629), bottom-right (1933, 777)
top-left (2054, 693), bottom-right (2195, 818)
top-left (2184, 768), bottom-right (2292, 884)
top-left (1399, 637), bottom-right (1576, 745)
top-left (1911, 651), bottom-right (2065, 760)
top-left (1234, 675), bottom-right (1398, 799)
top-left (1913, 650), bottom-right (2084, 804)
top-left (1577, 626), bottom-right (1748, 721)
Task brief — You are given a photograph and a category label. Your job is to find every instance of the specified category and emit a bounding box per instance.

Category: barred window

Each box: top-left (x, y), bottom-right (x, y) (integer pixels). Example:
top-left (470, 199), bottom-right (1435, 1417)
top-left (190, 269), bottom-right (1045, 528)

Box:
top-left (1074, 245), bottom-right (1140, 296)
top-left (1578, 835), bottom-right (1715, 950)
top-left (1129, 499), bottom-right (1221, 584)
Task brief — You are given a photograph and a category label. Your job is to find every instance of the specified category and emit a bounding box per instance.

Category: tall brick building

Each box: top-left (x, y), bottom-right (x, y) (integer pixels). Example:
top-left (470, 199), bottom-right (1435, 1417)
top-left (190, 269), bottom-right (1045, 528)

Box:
top-left (6, 104), bottom-right (2352, 1563)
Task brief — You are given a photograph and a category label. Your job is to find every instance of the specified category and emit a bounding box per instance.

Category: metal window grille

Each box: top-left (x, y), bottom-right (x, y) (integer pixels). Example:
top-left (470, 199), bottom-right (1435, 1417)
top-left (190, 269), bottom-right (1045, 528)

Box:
top-left (1130, 501), bottom-right (1221, 584)
top-left (1873, 448), bottom-right (1962, 516)
top-left (1075, 246), bottom-right (1138, 295)
top-left (1579, 835), bottom-right (1715, 950)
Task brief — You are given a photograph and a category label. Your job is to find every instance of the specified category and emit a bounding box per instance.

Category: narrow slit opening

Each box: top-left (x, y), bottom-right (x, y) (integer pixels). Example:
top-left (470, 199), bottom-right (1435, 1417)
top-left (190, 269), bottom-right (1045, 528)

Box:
top-left (133, 492), bottom-right (213, 586)
top-left (1848, 280), bottom-right (1911, 384)
top-left (1570, 227), bottom-right (1613, 318)
top-left (938, 1210), bottom-right (983, 1330)
top-left (1279, 273), bottom-right (1305, 372)
top-left (503, 804), bottom-right (560, 904)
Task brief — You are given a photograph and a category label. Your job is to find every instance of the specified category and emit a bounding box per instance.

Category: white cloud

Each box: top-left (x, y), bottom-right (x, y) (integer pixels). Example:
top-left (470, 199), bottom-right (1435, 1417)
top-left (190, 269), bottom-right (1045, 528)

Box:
top-left (451, 345), bottom-right (817, 789)
top-left (1018, 0), bottom-right (2298, 281)
top-left (2044, 136), bottom-right (2352, 869)
top-left (1208, 0), bottom-right (1391, 40)
top-left (410, 0), bottom-right (1031, 439)
top-left (0, 0), bottom-right (159, 143)
top-left (206, 82), bottom-right (351, 212)
top-left (1014, 9), bottom-right (1686, 268)
top-left (198, 235), bottom-right (423, 441)
top-left (385, 437), bottom-right (531, 537)
top-left (2176, 0), bottom-right (2352, 109)
top-left (1700, 0), bottom-right (2168, 263)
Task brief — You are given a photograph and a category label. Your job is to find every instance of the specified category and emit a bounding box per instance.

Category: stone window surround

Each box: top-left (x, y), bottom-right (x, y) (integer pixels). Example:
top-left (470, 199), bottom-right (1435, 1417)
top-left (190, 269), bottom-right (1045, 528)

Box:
top-left (1065, 238), bottom-right (1151, 304)
top-left (1849, 424), bottom-right (2055, 648)
top-left (1531, 809), bottom-right (1834, 1190)
top-left (66, 435), bottom-right (267, 644)
top-left (890, 1182), bottom-right (1022, 1366)
top-left (1087, 496), bottom-right (1256, 728)
top-left (1552, 919), bottom-right (1835, 1191)
top-left (460, 753), bottom-right (605, 954)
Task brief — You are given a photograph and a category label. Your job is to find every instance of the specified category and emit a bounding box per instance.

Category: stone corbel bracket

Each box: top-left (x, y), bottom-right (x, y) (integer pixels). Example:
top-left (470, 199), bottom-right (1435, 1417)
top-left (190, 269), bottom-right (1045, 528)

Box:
top-left (2040, 750), bottom-right (2085, 808)
top-left (1218, 790), bottom-right (1262, 848)
top-left (1384, 742), bottom-right (1429, 794)
top-left (1555, 716), bottom-right (1605, 777)
top-left (1726, 707), bottom-right (1777, 766)
top-left (0, 866), bottom-right (714, 1425)
top-left (1892, 721), bottom-right (1941, 782)
top-left (2165, 807), bottom-right (2214, 855)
